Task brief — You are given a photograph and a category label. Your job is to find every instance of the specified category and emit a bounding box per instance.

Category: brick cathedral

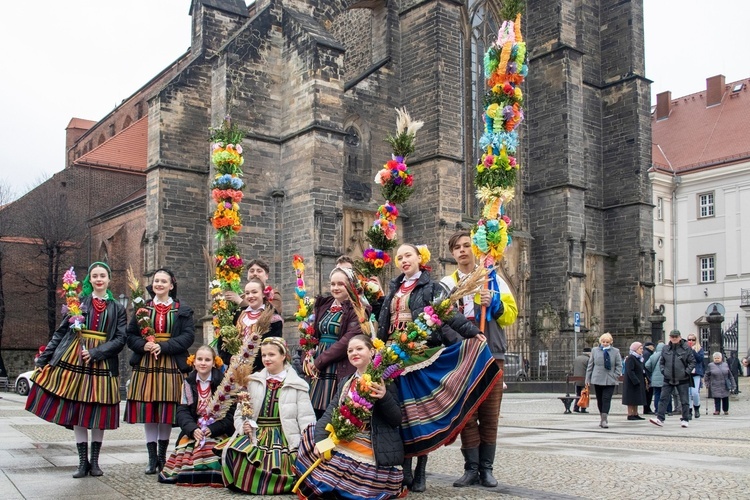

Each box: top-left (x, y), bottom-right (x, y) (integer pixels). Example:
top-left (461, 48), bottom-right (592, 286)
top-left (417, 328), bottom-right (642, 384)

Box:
top-left (1, 0), bottom-right (652, 378)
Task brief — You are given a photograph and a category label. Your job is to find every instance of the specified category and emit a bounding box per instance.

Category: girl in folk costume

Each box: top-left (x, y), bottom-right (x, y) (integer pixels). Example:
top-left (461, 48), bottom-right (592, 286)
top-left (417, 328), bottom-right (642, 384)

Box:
top-left (377, 244), bottom-right (500, 493)
top-left (294, 335), bottom-right (405, 500)
top-left (220, 277), bottom-right (283, 370)
top-left (26, 262), bottom-right (127, 478)
top-left (124, 268), bottom-right (195, 474)
top-left (305, 266), bottom-right (367, 419)
top-left (218, 337), bottom-right (316, 494)
top-left (158, 345), bottom-right (236, 486)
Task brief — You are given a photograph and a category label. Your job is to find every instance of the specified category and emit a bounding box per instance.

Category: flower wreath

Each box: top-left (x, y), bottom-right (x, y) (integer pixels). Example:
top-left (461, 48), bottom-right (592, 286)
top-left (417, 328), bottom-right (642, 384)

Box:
top-left (186, 353), bottom-right (224, 369)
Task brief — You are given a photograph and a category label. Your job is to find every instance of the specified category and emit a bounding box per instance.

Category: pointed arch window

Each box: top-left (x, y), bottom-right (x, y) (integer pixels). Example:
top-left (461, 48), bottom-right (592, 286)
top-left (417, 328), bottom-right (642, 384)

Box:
top-left (462, 0), bottom-right (501, 217)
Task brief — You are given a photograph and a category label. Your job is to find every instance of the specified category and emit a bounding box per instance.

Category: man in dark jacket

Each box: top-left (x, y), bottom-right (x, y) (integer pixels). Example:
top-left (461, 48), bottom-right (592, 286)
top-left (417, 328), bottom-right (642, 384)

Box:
top-left (572, 348), bottom-right (591, 413)
top-left (650, 330), bottom-right (696, 428)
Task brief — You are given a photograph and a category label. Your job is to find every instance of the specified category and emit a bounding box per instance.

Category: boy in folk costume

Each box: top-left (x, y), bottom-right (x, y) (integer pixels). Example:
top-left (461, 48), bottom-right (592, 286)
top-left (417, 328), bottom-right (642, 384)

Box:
top-left (440, 230), bottom-right (517, 488)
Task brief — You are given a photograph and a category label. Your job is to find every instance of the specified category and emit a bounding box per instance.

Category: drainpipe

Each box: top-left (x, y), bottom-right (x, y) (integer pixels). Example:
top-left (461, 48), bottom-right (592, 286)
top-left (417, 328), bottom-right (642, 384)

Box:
top-left (657, 144), bottom-right (679, 332)
top-left (671, 175), bottom-right (680, 332)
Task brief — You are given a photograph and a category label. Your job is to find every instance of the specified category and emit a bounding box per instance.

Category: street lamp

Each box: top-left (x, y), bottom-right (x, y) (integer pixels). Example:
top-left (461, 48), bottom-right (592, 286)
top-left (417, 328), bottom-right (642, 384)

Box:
top-left (118, 293), bottom-right (128, 309)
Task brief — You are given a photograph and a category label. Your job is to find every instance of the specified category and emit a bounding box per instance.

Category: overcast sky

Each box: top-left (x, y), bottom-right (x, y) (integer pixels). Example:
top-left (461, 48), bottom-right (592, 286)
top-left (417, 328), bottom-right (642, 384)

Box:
top-left (0, 0), bottom-right (747, 199)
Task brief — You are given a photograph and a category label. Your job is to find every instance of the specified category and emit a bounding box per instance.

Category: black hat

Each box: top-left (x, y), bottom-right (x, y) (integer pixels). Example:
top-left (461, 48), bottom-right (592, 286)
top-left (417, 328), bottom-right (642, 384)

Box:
top-left (669, 330), bottom-right (681, 337)
top-left (583, 347), bottom-right (592, 353)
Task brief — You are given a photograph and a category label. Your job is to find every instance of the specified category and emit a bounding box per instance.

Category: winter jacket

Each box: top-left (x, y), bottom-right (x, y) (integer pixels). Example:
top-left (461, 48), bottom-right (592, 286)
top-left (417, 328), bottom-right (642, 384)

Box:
top-left (660, 339), bottom-right (696, 385)
top-left (312, 295), bottom-right (363, 383)
top-left (621, 355), bottom-right (646, 405)
top-left (126, 301), bottom-right (195, 373)
top-left (36, 296), bottom-right (127, 376)
top-left (377, 271), bottom-right (480, 346)
top-left (175, 368), bottom-right (236, 443)
top-left (644, 344), bottom-right (665, 388)
top-left (315, 375), bottom-right (404, 467)
top-left (585, 346), bottom-right (622, 386)
top-left (705, 361), bottom-right (735, 399)
top-left (572, 354), bottom-right (590, 387)
top-left (691, 348), bottom-right (706, 376)
top-left (233, 364), bottom-right (316, 450)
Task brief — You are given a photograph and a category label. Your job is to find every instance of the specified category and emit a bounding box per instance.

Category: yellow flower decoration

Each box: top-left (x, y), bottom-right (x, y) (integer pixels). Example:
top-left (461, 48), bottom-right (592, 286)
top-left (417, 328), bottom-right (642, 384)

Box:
top-left (372, 338), bottom-right (384, 350)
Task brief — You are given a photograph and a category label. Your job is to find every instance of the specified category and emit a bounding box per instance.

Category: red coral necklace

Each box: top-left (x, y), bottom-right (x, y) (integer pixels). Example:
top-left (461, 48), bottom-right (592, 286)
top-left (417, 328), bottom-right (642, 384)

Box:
top-left (154, 303), bottom-right (172, 332)
top-left (92, 298), bottom-right (107, 313)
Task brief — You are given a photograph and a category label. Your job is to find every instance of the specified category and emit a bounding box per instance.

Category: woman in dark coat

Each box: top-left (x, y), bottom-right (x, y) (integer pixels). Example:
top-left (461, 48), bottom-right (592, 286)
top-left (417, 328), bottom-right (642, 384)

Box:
top-left (622, 341), bottom-right (647, 420)
top-left (26, 262), bottom-right (127, 478)
top-left (376, 244), bottom-right (499, 493)
top-left (294, 335), bottom-right (404, 499)
top-left (705, 352), bottom-right (735, 415)
top-left (125, 268), bottom-right (195, 474)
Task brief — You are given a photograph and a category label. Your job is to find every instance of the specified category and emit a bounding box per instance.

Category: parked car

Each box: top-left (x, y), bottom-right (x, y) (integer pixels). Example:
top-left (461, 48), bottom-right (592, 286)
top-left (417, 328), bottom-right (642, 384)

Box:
top-left (15, 370), bottom-right (34, 396)
top-left (504, 353), bottom-right (528, 381)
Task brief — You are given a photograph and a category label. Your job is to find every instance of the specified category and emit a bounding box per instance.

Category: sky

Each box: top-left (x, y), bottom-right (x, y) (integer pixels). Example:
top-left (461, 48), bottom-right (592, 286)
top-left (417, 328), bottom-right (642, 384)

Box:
top-left (0, 0), bottom-right (747, 200)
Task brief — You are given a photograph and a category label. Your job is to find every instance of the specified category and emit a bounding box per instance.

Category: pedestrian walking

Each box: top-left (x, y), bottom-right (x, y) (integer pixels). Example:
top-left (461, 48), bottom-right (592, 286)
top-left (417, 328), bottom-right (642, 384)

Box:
top-left (705, 352), bottom-right (735, 415)
top-left (585, 333), bottom-right (622, 429)
top-left (649, 330), bottom-right (696, 428)
top-left (623, 342), bottom-right (647, 420)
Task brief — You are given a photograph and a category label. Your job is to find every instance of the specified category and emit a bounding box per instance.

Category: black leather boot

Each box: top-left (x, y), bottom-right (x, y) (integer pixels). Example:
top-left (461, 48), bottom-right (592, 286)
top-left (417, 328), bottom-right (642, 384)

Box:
top-left (411, 455), bottom-right (428, 492)
top-left (157, 439), bottom-right (170, 471)
top-left (145, 441), bottom-right (158, 474)
top-left (478, 443), bottom-right (498, 487)
top-left (89, 441), bottom-right (103, 476)
top-left (453, 447), bottom-right (480, 487)
top-left (401, 457), bottom-right (413, 488)
top-left (72, 442), bottom-right (90, 478)
top-left (693, 406), bottom-right (700, 418)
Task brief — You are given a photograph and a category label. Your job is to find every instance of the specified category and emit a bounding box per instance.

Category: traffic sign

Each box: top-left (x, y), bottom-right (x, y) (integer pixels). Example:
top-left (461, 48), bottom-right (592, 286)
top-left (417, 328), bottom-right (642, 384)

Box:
top-left (574, 312), bottom-right (581, 333)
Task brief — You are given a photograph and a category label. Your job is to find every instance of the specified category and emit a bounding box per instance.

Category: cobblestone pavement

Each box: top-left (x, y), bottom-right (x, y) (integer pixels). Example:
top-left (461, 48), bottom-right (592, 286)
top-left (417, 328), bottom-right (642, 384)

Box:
top-left (1, 377), bottom-right (749, 499)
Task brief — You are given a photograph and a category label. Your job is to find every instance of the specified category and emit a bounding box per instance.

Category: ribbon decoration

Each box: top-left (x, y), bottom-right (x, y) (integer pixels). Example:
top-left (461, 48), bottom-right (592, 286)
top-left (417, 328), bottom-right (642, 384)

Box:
top-left (197, 415), bottom-right (215, 449)
top-left (291, 423), bottom-right (340, 493)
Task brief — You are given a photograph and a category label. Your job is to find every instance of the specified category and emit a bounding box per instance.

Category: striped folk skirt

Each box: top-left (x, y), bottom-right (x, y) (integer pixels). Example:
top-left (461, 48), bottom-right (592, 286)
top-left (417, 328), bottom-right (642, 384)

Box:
top-left (294, 425), bottom-right (403, 500)
top-left (158, 434), bottom-right (225, 487)
top-left (309, 333), bottom-right (339, 412)
top-left (218, 416), bottom-right (298, 494)
top-left (124, 348), bottom-right (182, 424)
top-left (397, 337), bottom-right (501, 457)
top-left (26, 330), bottom-right (120, 429)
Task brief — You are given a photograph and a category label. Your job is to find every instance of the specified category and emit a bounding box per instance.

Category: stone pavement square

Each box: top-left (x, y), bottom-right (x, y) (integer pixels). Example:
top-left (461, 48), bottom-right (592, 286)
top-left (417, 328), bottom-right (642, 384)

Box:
top-left (1, 378), bottom-right (749, 499)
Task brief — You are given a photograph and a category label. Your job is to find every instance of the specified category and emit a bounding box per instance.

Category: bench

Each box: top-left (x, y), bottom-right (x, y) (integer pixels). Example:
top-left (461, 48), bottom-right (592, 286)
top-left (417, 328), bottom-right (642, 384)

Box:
top-left (0, 376), bottom-right (9, 392)
top-left (558, 375), bottom-right (585, 413)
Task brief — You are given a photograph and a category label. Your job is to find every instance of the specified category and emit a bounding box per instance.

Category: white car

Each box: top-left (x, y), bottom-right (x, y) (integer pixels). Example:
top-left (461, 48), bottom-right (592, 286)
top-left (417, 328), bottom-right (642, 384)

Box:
top-left (15, 370), bottom-right (34, 396)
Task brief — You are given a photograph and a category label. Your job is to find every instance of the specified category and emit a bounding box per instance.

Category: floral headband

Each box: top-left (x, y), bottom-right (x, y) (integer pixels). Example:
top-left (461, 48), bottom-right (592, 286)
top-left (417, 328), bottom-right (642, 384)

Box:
top-left (186, 353), bottom-right (224, 369)
top-left (263, 286), bottom-right (274, 301)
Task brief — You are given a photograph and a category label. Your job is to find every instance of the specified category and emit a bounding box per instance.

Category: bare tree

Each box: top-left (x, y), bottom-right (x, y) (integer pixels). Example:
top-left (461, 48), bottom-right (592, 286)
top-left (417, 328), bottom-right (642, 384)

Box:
top-left (22, 184), bottom-right (85, 338)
